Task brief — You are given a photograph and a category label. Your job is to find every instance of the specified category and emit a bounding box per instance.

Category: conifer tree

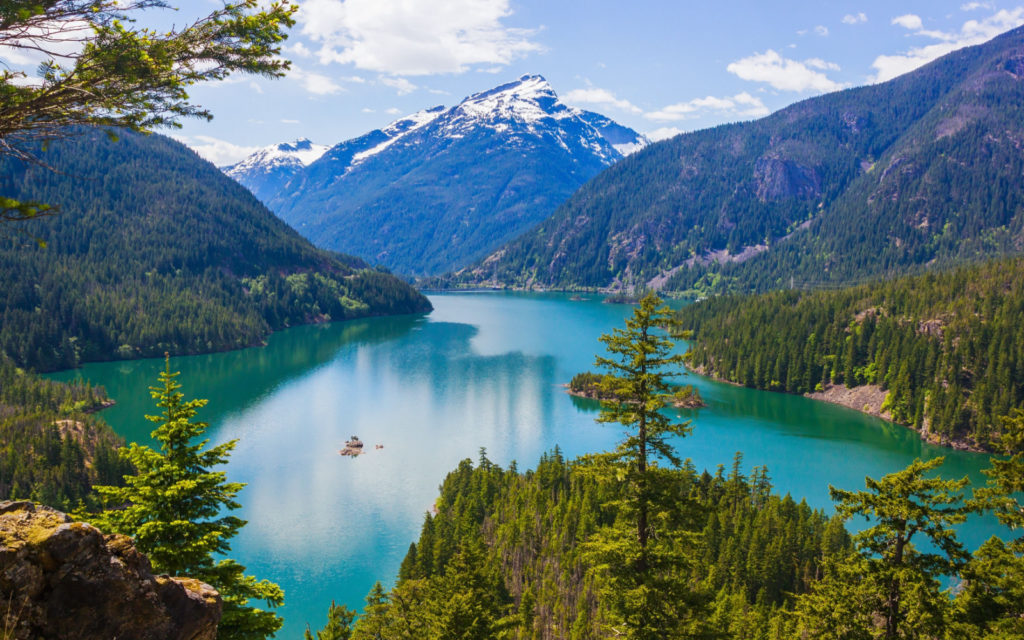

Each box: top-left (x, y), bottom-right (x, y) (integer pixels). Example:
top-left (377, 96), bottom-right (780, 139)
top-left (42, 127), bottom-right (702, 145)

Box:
top-left (304, 601), bottom-right (355, 640)
top-left (797, 457), bottom-right (969, 639)
top-left (976, 409), bottom-right (1024, 550)
top-left (90, 357), bottom-right (284, 639)
top-left (583, 292), bottom-right (708, 639)
top-left (955, 409), bottom-right (1024, 636)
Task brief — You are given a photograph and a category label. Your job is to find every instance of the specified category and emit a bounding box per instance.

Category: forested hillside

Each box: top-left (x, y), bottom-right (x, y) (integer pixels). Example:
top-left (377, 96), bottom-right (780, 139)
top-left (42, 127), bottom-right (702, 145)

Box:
top-left (677, 259), bottom-right (1024, 450)
top-left (454, 25), bottom-right (1024, 293)
top-left (340, 450), bottom-right (851, 639)
top-left (0, 129), bottom-right (431, 372)
top-left (0, 355), bottom-right (130, 510)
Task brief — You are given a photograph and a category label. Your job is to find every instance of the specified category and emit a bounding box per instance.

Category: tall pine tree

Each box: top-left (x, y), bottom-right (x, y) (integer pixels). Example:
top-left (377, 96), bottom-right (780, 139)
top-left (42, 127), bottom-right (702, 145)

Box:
top-left (583, 293), bottom-right (710, 639)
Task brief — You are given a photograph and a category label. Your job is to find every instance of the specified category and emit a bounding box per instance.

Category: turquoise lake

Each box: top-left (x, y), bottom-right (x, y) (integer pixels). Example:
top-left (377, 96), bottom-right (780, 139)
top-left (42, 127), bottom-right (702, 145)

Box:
top-left (49, 292), bottom-right (1007, 638)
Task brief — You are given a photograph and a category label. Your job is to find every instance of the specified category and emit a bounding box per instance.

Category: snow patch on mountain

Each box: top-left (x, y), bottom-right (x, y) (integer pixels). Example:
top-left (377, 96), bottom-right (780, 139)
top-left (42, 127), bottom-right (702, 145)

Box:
top-left (351, 106), bottom-right (445, 166)
top-left (223, 139), bottom-right (327, 175)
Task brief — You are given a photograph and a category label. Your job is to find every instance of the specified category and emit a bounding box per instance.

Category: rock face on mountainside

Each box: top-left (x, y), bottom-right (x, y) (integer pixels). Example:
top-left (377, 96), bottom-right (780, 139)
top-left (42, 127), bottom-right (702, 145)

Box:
top-left (247, 75), bottom-right (648, 275)
top-left (0, 501), bottom-right (220, 640)
top-left (457, 26), bottom-right (1024, 293)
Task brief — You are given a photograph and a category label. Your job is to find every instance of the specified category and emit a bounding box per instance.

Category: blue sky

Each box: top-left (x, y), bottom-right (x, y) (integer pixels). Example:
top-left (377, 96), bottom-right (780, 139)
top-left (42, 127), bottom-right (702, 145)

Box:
top-left (159, 0), bottom-right (1024, 164)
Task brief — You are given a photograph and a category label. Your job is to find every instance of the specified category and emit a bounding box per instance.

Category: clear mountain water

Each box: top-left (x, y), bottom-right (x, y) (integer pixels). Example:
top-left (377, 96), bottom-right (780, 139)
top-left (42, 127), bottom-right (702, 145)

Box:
top-left (49, 292), bottom-right (1006, 638)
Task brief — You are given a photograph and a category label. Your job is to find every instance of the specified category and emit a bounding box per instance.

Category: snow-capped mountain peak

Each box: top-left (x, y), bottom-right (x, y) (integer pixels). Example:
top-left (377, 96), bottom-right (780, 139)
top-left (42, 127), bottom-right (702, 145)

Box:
top-left (225, 75), bottom-right (649, 267)
top-left (454, 74), bottom-right (568, 125)
top-left (224, 138), bottom-right (327, 175)
top-left (221, 139), bottom-right (328, 202)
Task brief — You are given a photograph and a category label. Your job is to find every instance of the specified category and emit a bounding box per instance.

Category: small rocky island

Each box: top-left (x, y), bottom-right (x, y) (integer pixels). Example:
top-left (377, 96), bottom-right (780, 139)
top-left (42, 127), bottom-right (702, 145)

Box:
top-left (670, 384), bottom-right (706, 409)
top-left (566, 372), bottom-right (705, 408)
top-left (339, 436), bottom-right (365, 457)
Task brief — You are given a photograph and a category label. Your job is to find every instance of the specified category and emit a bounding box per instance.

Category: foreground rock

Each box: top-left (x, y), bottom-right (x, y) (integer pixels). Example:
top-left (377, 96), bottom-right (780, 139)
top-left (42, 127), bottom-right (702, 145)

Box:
top-left (0, 501), bottom-right (221, 640)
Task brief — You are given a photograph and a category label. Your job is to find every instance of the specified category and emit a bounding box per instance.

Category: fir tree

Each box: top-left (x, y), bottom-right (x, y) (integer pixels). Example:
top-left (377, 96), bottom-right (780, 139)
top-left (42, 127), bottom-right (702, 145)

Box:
top-left (798, 457), bottom-right (969, 639)
top-left (90, 357), bottom-right (284, 639)
top-left (304, 601), bottom-right (355, 640)
top-left (583, 292), bottom-right (709, 639)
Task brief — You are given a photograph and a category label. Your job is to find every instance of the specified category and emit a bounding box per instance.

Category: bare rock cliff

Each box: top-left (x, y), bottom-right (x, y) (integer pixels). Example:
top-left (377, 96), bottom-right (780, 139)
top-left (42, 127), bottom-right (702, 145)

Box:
top-left (0, 501), bottom-right (221, 640)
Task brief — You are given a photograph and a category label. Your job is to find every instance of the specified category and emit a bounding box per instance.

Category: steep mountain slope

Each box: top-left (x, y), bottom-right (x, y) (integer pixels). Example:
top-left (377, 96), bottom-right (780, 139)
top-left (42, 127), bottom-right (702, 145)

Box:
top-left (264, 75), bottom-right (648, 275)
top-left (0, 129), bottom-right (431, 372)
top-left (458, 26), bottom-right (1024, 292)
top-left (222, 139), bottom-right (327, 203)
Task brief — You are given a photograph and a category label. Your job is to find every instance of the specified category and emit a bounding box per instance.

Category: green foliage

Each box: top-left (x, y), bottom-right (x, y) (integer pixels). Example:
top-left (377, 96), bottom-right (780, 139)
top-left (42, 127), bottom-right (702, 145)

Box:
top-left (339, 450), bottom-right (848, 640)
top-left (0, 0), bottom-right (294, 159)
top-left (569, 371), bottom-right (615, 399)
top-left (0, 0), bottom-right (297, 219)
top-left (975, 410), bottom-right (1024, 551)
top-left (0, 353), bottom-right (130, 510)
top-left (677, 259), bottom-right (1024, 448)
top-left (453, 27), bottom-right (1024, 294)
top-left (0, 130), bottom-right (431, 372)
top-left (583, 292), bottom-right (706, 638)
top-left (305, 601), bottom-right (355, 640)
top-left (797, 457), bottom-right (970, 639)
top-left (89, 359), bottom-right (283, 640)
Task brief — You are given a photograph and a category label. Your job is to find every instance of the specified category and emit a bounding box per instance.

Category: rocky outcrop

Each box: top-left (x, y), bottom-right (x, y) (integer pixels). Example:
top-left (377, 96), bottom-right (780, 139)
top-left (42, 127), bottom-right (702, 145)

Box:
top-left (340, 437), bottom-right (365, 456)
top-left (0, 501), bottom-right (220, 640)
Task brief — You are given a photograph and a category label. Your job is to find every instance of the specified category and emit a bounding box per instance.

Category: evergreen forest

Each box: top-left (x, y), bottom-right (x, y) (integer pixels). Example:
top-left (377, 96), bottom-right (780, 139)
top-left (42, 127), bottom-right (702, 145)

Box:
top-left (0, 129), bottom-right (431, 373)
top-left (677, 258), bottom-right (1024, 450)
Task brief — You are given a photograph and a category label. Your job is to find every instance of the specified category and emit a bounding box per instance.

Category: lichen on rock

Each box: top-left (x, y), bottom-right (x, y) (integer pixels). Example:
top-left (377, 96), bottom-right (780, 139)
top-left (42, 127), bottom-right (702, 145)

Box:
top-left (0, 500), bottom-right (221, 640)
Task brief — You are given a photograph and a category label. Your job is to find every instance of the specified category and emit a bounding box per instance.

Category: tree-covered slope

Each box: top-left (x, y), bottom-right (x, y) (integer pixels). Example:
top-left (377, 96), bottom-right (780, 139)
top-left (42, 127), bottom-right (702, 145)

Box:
top-left (0, 129), bottom-right (431, 372)
top-left (677, 259), bottom-right (1024, 450)
top-left (0, 355), bottom-right (130, 510)
top-left (456, 26), bottom-right (1024, 292)
top-left (341, 450), bottom-right (850, 640)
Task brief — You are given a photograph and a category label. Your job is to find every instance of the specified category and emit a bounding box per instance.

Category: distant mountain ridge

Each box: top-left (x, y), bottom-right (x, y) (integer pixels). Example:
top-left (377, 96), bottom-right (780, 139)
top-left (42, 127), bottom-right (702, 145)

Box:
top-left (223, 138), bottom-right (328, 202)
top-left (455, 26), bottom-right (1024, 293)
top-left (225, 74), bottom-right (648, 275)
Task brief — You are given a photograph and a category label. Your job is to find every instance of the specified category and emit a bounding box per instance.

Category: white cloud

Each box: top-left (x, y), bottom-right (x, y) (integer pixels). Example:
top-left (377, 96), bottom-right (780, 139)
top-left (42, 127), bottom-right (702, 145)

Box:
top-left (645, 92), bottom-right (770, 122)
top-left (892, 14), bottom-right (924, 30)
top-left (805, 58), bottom-right (840, 71)
top-left (289, 65), bottom-right (344, 95)
top-left (814, 25), bottom-right (829, 36)
top-left (385, 107), bottom-right (401, 115)
top-left (842, 12), bottom-right (868, 24)
top-left (727, 50), bottom-right (845, 92)
top-left (380, 76), bottom-right (417, 95)
top-left (174, 135), bottom-right (258, 166)
top-left (562, 87), bottom-right (642, 114)
top-left (285, 42), bottom-right (314, 58)
top-left (872, 8), bottom-right (1024, 81)
top-left (281, 119), bottom-right (300, 124)
top-left (961, 2), bottom-right (993, 11)
top-left (297, 0), bottom-right (542, 76)
top-left (361, 107), bottom-right (375, 113)
top-left (249, 81), bottom-right (264, 94)
top-left (646, 127), bottom-right (683, 141)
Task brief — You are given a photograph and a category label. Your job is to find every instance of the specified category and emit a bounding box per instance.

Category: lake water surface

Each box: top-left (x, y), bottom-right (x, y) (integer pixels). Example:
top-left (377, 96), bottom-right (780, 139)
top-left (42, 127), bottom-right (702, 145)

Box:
top-left (49, 292), bottom-right (1007, 638)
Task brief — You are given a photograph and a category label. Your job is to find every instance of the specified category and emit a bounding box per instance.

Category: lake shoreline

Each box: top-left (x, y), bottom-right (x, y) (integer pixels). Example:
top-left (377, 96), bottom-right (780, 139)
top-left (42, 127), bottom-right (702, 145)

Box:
top-left (687, 364), bottom-right (986, 453)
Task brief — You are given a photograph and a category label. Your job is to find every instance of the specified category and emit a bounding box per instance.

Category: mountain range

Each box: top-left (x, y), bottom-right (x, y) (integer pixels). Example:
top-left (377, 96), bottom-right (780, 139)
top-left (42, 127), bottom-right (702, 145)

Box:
top-left (454, 25), bottom-right (1024, 293)
top-left (226, 75), bottom-right (648, 275)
